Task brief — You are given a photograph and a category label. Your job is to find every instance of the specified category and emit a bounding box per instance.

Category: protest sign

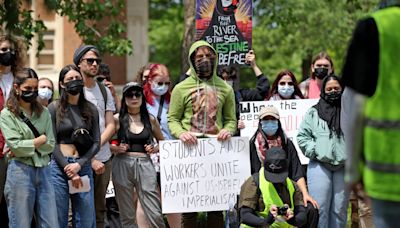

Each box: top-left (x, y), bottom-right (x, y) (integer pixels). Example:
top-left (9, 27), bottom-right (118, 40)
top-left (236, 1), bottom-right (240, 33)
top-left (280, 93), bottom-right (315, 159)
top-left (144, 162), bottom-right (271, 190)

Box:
top-left (196, 0), bottom-right (252, 66)
top-left (160, 137), bottom-right (250, 213)
top-left (239, 99), bottom-right (319, 164)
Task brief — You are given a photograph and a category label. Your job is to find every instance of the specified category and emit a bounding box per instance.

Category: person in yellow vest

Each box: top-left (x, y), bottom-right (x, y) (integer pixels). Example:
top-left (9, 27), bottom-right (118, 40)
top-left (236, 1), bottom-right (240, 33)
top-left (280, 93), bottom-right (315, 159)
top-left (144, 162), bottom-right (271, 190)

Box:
top-left (238, 147), bottom-right (317, 228)
top-left (341, 2), bottom-right (400, 228)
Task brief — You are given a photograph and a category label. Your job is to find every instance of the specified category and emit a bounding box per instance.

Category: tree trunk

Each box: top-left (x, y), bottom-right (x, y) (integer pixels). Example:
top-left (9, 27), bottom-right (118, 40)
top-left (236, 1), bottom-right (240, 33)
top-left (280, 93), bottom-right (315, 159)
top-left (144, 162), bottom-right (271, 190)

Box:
top-left (181, 0), bottom-right (196, 74)
top-left (301, 52), bottom-right (313, 82)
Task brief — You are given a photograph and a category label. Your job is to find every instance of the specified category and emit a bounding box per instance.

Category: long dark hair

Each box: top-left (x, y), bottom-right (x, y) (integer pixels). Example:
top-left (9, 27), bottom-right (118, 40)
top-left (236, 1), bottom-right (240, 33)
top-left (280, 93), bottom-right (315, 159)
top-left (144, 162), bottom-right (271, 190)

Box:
top-left (56, 64), bottom-right (93, 128)
top-left (266, 70), bottom-right (304, 100)
top-left (6, 68), bottom-right (43, 116)
top-left (118, 87), bottom-right (152, 142)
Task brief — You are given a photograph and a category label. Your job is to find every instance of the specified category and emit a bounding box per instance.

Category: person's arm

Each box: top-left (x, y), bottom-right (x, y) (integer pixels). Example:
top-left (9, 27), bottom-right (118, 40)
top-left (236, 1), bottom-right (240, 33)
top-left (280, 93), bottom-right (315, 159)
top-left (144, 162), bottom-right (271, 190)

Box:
top-left (222, 87), bottom-right (237, 134)
top-left (239, 75), bottom-right (270, 101)
top-left (48, 102), bottom-right (69, 168)
top-left (167, 86), bottom-right (187, 138)
top-left (296, 109), bottom-right (317, 159)
top-left (150, 115), bottom-right (165, 142)
top-left (287, 205), bottom-right (307, 227)
top-left (36, 108), bottom-right (55, 155)
top-left (77, 104), bottom-right (100, 167)
top-left (287, 182), bottom-right (307, 226)
top-left (342, 88), bottom-right (366, 185)
top-left (240, 206), bottom-right (275, 227)
top-left (0, 110), bottom-right (42, 157)
top-left (240, 50), bottom-right (270, 101)
top-left (104, 80), bottom-right (121, 113)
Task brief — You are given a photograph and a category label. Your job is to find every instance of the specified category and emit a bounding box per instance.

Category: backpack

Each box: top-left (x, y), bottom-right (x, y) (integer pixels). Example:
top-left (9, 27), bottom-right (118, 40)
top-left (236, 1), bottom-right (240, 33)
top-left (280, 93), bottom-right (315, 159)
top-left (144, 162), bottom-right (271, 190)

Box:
top-left (96, 81), bottom-right (108, 108)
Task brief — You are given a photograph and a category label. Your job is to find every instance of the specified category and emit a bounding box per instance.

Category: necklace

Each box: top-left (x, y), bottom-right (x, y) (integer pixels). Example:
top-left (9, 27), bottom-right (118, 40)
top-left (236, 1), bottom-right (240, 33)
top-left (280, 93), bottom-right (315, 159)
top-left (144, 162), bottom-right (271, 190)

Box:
top-left (129, 113), bottom-right (141, 122)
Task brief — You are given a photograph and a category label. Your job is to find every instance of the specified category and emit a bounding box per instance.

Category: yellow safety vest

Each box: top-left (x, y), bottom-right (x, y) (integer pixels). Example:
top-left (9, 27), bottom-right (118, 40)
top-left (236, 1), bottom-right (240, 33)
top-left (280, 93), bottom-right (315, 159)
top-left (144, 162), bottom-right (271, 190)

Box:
top-left (363, 7), bottom-right (400, 202)
top-left (241, 167), bottom-right (295, 228)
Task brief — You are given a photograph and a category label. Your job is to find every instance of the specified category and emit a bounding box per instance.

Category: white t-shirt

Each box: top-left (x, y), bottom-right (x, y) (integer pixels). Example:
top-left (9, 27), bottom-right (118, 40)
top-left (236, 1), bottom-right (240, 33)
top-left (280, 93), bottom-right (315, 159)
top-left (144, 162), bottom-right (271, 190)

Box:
top-left (0, 72), bottom-right (14, 102)
top-left (84, 83), bottom-right (116, 162)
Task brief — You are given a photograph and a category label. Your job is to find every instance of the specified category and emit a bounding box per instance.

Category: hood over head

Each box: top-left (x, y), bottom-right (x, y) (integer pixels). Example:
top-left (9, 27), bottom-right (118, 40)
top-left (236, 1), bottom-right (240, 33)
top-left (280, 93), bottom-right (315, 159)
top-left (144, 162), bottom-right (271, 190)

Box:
top-left (188, 40), bottom-right (218, 81)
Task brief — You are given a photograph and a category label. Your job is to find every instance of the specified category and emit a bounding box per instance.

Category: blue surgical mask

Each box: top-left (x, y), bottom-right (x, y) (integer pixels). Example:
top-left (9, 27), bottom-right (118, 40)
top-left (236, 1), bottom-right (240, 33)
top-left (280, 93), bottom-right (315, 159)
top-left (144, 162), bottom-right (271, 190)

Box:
top-left (38, 87), bottom-right (53, 100)
top-left (261, 120), bottom-right (279, 136)
top-left (278, 85), bottom-right (294, 99)
top-left (151, 82), bottom-right (168, 96)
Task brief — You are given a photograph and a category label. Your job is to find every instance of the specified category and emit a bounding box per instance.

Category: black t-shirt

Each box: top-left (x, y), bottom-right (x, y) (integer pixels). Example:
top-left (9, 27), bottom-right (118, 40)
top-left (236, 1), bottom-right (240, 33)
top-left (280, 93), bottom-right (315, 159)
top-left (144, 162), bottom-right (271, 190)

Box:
top-left (341, 17), bottom-right (379, 97)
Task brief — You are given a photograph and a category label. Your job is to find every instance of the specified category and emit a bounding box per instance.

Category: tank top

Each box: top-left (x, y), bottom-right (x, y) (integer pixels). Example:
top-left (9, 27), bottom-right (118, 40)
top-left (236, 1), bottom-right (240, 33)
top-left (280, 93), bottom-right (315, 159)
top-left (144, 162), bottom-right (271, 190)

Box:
top-left (125, 127), bottom-right (151, 153)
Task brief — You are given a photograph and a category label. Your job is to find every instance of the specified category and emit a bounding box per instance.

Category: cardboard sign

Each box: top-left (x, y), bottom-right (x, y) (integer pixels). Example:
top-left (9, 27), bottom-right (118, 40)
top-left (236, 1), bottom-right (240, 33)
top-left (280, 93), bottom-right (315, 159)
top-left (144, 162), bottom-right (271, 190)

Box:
top-left (196, 0), bottom-right (252, 66)
top-left (239, 99), bottom-right (319, 164)
top-left (160, 137), bottom-right (251, 213)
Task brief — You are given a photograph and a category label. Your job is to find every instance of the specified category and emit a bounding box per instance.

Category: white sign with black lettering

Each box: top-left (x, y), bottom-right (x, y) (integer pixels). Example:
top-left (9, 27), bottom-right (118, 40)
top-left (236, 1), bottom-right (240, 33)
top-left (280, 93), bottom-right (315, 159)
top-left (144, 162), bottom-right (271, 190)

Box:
top-left (239, 99), bottom-right (319, 164)
top-left (160, 137), bottom-right (250, 213)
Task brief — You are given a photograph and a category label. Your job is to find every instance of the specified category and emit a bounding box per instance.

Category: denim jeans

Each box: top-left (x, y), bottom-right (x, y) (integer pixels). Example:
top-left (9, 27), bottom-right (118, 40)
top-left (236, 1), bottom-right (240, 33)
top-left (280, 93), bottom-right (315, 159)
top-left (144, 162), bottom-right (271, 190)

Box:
top-left (371, 198), bottom-right (400, 228)
top-left (51, 158), bottom-right (95, 228)
top-left (4, 159), bottom-right (58, 228)
top-left (307, 160), bottom-right (349, 228)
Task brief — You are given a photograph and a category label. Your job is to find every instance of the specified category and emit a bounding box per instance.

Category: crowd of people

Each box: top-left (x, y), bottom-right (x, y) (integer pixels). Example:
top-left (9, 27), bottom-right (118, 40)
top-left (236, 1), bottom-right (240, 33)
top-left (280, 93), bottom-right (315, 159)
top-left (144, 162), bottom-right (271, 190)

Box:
top-left (0, 2), bottom-right (399, 227)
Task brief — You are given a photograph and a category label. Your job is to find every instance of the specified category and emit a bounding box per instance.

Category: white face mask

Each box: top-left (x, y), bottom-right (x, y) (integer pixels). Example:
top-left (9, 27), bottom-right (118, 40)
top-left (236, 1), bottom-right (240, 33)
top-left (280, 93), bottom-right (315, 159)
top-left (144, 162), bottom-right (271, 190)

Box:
top-left (151, 82), bottom-right (169, 96)
top-left (277, 85), bottom-right (294, 99)
top-left (38, 87), bottom-right (53, 100)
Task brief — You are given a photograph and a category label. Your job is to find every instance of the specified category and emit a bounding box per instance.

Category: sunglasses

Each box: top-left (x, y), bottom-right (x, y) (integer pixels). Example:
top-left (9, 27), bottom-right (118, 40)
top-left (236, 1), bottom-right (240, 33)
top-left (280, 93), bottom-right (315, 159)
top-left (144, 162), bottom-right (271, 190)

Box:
top-left (279, 81), bottom-right (294, 86)
top-left (82, 58), bottom-right (102, 65)
top-left (125, 91), bottom-right (142, 99)
top-left (0, 47), bottom-right (15, 53)
top-left (154, 81), bottom-right (171, 86)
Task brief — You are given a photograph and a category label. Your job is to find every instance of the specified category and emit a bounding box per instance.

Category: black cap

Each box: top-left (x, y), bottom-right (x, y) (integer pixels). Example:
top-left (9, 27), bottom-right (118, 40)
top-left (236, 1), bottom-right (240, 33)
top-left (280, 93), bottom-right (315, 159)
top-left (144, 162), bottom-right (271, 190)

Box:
top-left (122, 82), bottom-right (143, 94)
top-left (263, 147), bottom-right (289, 183)
top-left (73, 45), bottom-right (98, 66)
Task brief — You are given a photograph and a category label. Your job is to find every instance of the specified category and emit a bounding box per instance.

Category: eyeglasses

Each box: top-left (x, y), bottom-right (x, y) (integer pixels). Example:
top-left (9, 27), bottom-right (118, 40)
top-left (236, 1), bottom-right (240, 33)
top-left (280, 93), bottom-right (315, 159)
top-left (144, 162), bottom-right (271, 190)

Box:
top-left (125, 91), bottom-right (142, 99)
top-left (154, 81), bottom-right (171, 86)
top-left (279, 81), bottom-right (294, 86)
top-left (82, 58), bottom-right (102, 65)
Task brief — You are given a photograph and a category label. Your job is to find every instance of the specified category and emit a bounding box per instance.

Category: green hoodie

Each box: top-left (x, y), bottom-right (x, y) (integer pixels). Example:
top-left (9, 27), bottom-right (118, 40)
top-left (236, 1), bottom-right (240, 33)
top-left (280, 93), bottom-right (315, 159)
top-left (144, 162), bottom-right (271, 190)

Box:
top-left (168, 40), bottom-right (237, 138)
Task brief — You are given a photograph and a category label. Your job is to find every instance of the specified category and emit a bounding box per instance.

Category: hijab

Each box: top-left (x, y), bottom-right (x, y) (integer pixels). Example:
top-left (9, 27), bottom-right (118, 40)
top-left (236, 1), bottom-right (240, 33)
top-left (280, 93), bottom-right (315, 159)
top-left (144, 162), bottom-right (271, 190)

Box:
top-left (313, 75), bottom-right (344, 138)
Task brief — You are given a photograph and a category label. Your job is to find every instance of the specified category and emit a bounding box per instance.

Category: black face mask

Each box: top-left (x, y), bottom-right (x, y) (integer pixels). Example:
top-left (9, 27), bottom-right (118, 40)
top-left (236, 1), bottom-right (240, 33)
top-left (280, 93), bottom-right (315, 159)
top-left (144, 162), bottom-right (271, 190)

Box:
top-left (314, 67), bottom-right (329, 79)
top-left (21, 90), bottom-right (38, 103)
top-left (324, 90), bottom-right (342, 104)
top-left (0, 52), bottom-right (16, 66)
top-left (65, 80), bottom-right (84, 95)
top-left (195, 58), bottom-right (215, 80)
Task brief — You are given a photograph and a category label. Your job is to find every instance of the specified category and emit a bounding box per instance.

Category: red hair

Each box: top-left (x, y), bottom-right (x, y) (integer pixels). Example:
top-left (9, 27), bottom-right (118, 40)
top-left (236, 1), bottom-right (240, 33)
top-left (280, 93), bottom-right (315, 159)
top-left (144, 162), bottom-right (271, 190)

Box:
top-left (266, 70), bottom-right (304, 100)
top-left (143, 63), bottom-right (171, 106)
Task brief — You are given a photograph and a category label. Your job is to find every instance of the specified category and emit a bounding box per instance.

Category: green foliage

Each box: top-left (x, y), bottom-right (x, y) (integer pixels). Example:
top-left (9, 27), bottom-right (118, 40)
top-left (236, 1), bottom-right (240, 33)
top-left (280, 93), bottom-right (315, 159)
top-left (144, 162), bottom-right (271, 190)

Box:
top-left (0, 0), bottom-right (132, 56)
top-left (149, 0), bottom-right (184, 82)
top-left (246, 0), bottom-right (380, 87)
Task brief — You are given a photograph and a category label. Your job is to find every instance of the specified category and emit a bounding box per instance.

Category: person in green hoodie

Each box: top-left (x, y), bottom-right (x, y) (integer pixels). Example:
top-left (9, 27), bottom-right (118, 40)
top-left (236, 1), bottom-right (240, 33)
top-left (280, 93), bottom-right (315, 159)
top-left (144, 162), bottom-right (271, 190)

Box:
top-left (168, 40), bottom-right (237, 227)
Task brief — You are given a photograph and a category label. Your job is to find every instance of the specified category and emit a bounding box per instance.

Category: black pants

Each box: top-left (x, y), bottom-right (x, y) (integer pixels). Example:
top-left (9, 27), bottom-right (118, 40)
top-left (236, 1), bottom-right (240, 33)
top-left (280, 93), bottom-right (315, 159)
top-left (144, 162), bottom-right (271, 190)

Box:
top-left (300, 204), bottom-right (319, 228)
top-left (105, 197), bottom-right (122, 228)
